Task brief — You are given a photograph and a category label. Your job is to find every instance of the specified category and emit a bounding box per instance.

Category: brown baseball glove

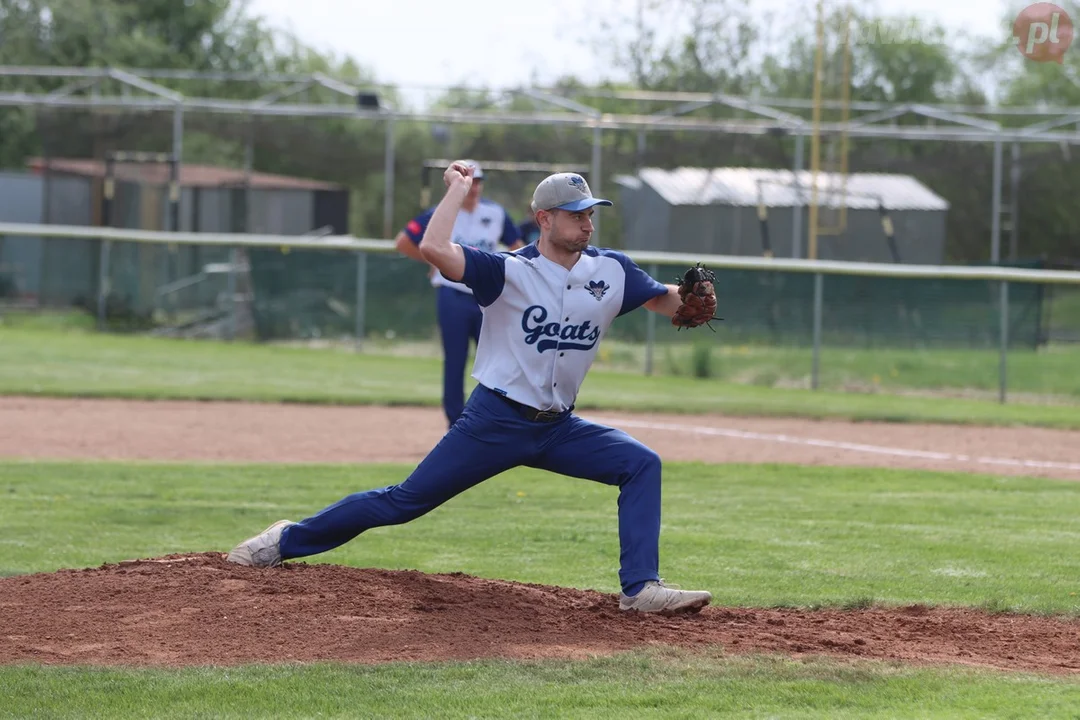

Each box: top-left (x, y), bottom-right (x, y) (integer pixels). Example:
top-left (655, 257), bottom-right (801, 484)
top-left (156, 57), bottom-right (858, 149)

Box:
top-left (671, 263), bottom-right (721, 331)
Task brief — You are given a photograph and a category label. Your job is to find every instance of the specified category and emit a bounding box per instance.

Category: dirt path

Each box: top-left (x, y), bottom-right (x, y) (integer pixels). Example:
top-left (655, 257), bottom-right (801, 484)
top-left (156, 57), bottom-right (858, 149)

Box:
top-left (4, 394), bottom-right (1080, 675)
top-left (3, 395), bottom-right (1079, 480)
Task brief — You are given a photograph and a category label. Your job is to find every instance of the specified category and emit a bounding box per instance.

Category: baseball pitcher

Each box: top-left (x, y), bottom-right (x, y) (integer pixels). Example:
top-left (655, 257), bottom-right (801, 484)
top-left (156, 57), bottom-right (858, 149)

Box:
top-left (228, 162), bottom-right (719, 614)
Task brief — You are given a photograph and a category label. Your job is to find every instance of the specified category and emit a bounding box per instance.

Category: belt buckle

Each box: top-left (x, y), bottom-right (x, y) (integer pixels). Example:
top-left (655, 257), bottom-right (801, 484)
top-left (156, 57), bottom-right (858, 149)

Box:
top-left (532, 409), bottom-right (561, 422)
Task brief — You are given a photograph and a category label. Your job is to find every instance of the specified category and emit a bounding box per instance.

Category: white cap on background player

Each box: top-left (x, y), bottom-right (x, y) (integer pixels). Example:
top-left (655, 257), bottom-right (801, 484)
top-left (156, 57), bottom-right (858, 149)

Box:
top-left (531, 172), bottom-right (612, 213)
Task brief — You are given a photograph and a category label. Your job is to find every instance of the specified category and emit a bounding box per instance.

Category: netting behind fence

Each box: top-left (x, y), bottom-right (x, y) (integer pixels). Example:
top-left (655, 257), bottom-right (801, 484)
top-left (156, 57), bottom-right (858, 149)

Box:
top-left (8, 232), bottom-right (1074, 349)
top-left (245, 248), bottom-right (438, 341)
top-left (241, 251), bottom-right (1051, 350)
top-left (612, 266), bottom-right (1045, 350)
top-left (94, 239), bottom-right (237, 332)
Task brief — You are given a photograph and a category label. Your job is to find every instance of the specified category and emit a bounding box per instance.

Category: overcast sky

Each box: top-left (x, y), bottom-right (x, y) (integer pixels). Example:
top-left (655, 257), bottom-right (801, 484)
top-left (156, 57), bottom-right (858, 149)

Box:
top-left (246, 0), bottom-right (1015, 96)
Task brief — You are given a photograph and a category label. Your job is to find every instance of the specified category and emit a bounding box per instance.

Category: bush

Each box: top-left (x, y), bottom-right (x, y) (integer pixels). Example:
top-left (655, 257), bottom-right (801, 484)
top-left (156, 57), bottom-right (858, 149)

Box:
top-left (691, 339), bottom-right (716, 379)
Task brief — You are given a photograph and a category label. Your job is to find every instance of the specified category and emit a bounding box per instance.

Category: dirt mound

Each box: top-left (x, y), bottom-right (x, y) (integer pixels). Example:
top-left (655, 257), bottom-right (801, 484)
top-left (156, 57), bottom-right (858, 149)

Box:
top-left (1, 554), bottom-right (1078, 674)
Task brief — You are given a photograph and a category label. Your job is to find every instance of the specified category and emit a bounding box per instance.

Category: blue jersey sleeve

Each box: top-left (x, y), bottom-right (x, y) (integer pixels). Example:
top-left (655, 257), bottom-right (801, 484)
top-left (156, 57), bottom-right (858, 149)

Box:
top-left (499, 211), bottom-right (522, 248)
top-left (461, 246), bottom-right (508, 307)
top-left (403, 207), bottom-right (436, 245)
top-left (604, 250), bottom-right (668, 316)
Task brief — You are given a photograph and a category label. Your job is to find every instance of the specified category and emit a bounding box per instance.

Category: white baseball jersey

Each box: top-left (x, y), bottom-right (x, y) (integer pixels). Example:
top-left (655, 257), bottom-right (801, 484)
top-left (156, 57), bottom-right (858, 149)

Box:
top-left (460, 243), bottom-right (668, 412)
top-left (404, 199), bottom-right (521, 295)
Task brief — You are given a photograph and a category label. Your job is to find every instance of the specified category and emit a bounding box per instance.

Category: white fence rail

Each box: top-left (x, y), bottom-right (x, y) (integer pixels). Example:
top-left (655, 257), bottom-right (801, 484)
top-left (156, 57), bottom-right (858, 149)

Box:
top-left (3, 221), bottom-right (1080, 404)
top-left (4, 221), bottom-right (1080, 283)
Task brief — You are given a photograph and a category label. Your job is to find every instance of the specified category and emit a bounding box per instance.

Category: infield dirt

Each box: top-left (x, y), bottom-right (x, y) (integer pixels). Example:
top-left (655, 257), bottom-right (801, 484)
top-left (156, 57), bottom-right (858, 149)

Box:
top-left (2, 396), bottom-right (1079, 674)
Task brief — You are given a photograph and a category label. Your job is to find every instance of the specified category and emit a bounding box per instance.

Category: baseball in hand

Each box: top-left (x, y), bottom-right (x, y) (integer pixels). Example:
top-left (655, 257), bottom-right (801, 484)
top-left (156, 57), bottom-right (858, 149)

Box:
top-left (444, 161), bottom-right (474, 190)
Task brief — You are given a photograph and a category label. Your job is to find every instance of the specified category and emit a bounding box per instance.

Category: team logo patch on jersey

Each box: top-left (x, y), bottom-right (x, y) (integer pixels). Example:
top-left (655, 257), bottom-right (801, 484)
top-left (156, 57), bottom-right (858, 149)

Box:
top-left (585, 280), bottom-right (609, 301)
top-left (481, 217), bottom-right (492, 226)
top-left (522, 306), bottom-right (601, 353)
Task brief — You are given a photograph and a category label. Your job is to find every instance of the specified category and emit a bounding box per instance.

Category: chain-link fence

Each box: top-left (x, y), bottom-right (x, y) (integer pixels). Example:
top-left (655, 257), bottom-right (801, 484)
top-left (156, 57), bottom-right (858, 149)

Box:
top-left (3, 80), bottom-right (1080, 361)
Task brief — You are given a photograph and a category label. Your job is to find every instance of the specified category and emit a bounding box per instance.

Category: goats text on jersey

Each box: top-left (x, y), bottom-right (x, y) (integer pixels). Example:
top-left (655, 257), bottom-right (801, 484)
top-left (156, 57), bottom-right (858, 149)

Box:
top-left (462, 243), bottom-right (667, 412)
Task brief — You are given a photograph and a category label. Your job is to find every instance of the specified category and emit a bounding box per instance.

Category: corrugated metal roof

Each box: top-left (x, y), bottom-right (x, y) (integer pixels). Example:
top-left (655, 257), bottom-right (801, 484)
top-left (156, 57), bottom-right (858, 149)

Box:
top-left (26, 157), bottom-right (343, 191)
top-left (629, 167), bottom-right (948, 211)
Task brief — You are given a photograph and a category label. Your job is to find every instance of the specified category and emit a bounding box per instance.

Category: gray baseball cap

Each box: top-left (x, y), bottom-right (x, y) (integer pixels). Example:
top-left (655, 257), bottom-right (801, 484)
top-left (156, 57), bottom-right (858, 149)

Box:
top-left (531, 172), bottom-right (612, 212)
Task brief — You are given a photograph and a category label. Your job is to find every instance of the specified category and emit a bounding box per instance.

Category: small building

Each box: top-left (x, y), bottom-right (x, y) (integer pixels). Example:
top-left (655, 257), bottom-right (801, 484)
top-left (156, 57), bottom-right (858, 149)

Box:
top-left (613, 167), bottom-right (949, 264)
top-left (0, 158), bottom-right (349, 315)
top-left (24, 157), bottom-right (348, 235)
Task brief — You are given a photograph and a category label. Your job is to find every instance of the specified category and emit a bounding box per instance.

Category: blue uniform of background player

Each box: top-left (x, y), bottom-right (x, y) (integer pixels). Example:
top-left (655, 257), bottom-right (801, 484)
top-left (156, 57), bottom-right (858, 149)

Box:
top-left (517, 207), bottom-right (541, 246)
top-left (394, 160), bottom-right (523, 427)
top-left (228, 162), bottom-right (713, 615)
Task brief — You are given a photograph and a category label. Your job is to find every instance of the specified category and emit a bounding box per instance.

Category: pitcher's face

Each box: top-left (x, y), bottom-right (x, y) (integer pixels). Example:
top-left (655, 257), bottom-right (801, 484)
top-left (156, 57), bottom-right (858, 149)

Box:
top-left (540, 208), bottom-right (594, 253)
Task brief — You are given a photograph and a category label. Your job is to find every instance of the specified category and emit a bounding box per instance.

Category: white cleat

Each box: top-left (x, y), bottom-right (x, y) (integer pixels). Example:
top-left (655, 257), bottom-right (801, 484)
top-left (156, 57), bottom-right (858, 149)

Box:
top-left (225, 519), bottom-right (294, 567)
top-left (619, 580), bottom-right (712, 614)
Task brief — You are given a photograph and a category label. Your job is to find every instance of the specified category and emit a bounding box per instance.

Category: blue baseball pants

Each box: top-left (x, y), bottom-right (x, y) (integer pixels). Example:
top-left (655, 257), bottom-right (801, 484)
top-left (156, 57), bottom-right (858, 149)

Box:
top-left (279, 384), bottom-right (663, 594)
top-left (436, 285), bottom-right (483, 427)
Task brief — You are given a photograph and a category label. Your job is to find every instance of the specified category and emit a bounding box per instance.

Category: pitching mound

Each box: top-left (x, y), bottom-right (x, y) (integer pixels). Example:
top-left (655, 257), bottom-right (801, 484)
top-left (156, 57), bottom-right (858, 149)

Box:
top-left (2, 553), bottom-right (1078, 674)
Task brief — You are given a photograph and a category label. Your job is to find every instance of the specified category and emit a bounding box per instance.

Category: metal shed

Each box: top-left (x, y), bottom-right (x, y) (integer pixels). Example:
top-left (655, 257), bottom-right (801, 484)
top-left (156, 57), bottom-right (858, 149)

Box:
top-left (614, 167), bottom-right (950, 264)
top-left (0, 159), bottom-right (349, 312)
top-left (24, 157), bottom-right (348, 235)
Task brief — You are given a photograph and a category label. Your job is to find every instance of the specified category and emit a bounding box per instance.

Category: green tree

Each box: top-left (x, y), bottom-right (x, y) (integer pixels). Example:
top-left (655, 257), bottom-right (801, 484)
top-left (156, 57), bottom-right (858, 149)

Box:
top-left (974, 0), bottom-right (1080, 264)
top-left (1, 0), bottom-right (1077, 262)
top-left (0, 0), bottom-right (283, 166)
top-left (0, 0), bottom-right (271, 72)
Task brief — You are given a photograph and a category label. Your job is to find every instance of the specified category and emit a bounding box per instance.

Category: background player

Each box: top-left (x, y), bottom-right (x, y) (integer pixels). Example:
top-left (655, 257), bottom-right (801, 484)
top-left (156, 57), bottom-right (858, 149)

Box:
top-left (227, 161), bottom-right (715, 615)
top-left (517, 206), bottom-right (541, 245)
top-left (394, 160), bottom-right (523, 427)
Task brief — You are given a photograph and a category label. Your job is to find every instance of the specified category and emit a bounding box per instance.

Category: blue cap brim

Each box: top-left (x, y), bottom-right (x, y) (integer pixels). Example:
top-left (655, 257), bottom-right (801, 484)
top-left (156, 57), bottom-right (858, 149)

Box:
top-left (555, 197), bottom-right (613, 211)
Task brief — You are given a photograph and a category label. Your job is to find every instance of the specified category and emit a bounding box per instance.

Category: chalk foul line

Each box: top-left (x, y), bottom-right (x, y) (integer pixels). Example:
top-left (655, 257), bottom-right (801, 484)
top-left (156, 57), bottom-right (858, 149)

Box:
top-left (586, 417), bottom-right (1080, 473)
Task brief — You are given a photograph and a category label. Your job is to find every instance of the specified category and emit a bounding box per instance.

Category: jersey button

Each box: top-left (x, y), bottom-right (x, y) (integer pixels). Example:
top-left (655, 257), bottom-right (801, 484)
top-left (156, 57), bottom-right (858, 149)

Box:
top-left (559, 352), bottom-right (564, 357)
top-left (566, 284), bottom-right (571, 289)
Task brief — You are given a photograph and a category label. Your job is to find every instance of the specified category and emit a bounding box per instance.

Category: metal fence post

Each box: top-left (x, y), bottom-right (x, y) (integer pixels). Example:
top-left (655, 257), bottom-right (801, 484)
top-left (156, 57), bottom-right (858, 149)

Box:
top-left (999, 280), bottom-right (1009, 403)
top-left (171, 105), bottom-right (184, 324)
top-left (96, 238), bottom-right (111, 331)
top-left (383, 116), bottom-right (396, 239)
top-left (590, 123), bottom-right (602, 243)
top-left (792, 133), bottom-right (805, 259)
top-left (98, 157), bottom-right (115, 331)
top-left (812, 272), bottom-right (824, 390)
top-left (645, 263), bottom-right (658, 375)
top-left (355, 251), bottom-right (368, 350)
top-left (226, 246), bottom-right (238, 341)
top-left (991, 139), bottom-right (1003, 264)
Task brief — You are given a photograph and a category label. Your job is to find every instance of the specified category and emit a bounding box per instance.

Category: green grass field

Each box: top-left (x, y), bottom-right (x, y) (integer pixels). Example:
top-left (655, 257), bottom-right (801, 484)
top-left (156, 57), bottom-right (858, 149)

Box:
top-left (2, 461), bottom-right (1080, 716)
top-left (3, 313), bottom-right (1080, 717)
top-left (3, 318), bottom-right (1080, 429)
top-left (608, 339), bottom-right (1080, 400)
top-left (4, 654), bottom-right (1079, 719)
top-left (5, 462), bottom-right (1080, 611)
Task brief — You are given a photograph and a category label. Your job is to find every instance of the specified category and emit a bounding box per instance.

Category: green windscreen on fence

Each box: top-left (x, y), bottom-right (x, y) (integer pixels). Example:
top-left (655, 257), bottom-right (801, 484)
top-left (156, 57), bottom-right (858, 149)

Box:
top-left (48, 238), bottom-right (236, 331)
top-left (608, 268), bottom-right (1046, 349)
top-left (240, 251), bottom-right (1051, 350)
top-left (246, 247), bottom-right (440, 341)
top-left (65, 238), bottom-right (1061, 349)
